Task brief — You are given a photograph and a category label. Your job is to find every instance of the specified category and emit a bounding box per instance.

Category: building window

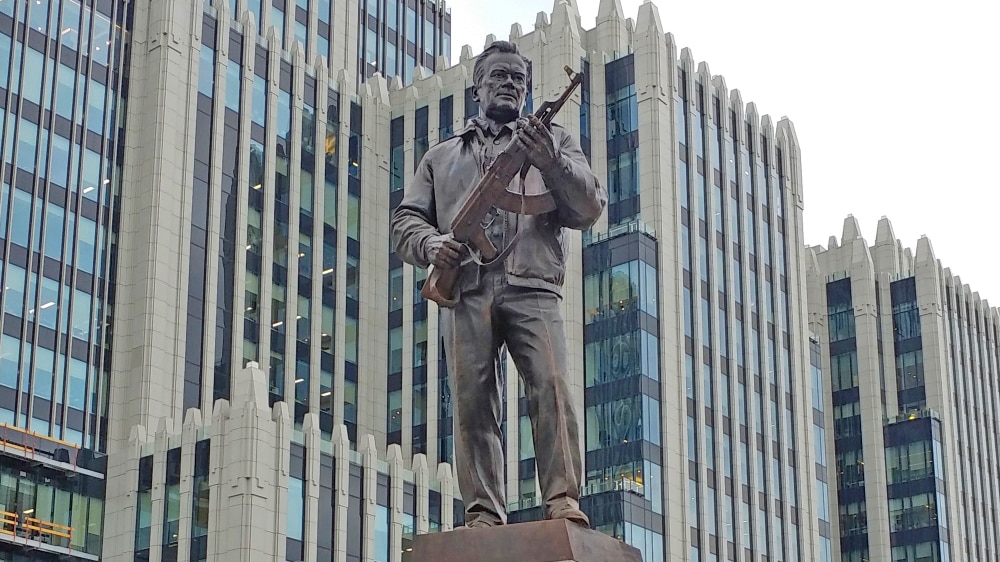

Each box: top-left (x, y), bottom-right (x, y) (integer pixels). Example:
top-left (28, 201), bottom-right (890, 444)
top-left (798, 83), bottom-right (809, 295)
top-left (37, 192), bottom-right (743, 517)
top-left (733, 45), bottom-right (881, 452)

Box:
top-left (889, 493), bottom-right (938, 532)
top-left (826, 279), bottom-right (855, 342)
top-left (830, 351), bottom-right (858, 391)
top-left (287, 476), bottom-right (304, 540)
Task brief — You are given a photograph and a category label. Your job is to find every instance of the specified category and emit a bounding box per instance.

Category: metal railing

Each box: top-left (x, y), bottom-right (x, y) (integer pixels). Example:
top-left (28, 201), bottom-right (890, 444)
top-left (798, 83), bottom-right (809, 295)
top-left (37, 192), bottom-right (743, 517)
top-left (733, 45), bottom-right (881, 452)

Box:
top-left (584, 220), bottom-right (656, 246)
top-left (0, 510), bottom-right (73, 547)
top-left (885, 408), bottom-right (941, 425)
top-left (0, 423), bottom-right (81, 471)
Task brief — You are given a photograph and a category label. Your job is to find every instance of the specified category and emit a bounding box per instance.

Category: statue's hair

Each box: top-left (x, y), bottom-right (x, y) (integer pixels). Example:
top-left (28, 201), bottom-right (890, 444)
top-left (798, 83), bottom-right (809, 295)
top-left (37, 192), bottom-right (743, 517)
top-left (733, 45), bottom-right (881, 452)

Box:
top-left (473, 41), bottom-right (531, 88)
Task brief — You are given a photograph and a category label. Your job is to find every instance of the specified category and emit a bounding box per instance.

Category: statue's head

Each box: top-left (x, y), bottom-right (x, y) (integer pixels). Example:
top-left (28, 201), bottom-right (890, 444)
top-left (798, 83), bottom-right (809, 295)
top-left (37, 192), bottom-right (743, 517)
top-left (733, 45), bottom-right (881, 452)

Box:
top-left (473, 41), bottom-right (530, 125)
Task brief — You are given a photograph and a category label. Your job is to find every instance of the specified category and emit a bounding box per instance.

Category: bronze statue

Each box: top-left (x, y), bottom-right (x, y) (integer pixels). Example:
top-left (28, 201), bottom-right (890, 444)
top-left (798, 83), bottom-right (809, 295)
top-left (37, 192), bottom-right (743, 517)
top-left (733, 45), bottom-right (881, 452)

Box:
top-left (390, 40), bottom-right (607, 529)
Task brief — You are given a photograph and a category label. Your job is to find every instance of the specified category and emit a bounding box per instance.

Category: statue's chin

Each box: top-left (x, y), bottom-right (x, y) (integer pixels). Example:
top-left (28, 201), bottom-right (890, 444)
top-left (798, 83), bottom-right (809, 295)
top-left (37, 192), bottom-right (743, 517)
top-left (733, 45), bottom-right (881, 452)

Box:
top-left (485, 106), bottom-right (520, 125)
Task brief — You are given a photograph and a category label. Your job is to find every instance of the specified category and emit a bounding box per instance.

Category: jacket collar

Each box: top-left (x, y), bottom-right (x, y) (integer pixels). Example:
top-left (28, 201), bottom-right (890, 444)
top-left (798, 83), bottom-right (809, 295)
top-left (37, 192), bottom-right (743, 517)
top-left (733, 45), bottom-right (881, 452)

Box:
top-left (456, 109), bottom-right (518, 139)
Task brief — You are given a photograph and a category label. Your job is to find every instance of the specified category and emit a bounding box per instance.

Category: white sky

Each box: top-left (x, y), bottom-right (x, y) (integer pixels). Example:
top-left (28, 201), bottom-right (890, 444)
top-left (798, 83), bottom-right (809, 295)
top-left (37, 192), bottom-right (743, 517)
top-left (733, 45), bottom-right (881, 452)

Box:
top-left (446, 0), bottom-right (1000, 303)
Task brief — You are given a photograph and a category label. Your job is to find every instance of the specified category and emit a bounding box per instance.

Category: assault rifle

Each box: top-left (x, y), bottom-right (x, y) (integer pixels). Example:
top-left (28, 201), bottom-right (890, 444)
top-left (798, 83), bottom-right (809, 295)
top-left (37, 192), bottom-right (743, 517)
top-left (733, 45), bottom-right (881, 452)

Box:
top-left (420, 66), bottom-right (585, 308)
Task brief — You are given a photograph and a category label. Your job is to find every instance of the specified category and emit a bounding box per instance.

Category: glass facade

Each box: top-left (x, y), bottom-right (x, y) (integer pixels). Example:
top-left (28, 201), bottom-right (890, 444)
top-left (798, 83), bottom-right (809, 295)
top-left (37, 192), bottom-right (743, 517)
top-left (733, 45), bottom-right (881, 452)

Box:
top-left (135, 441), bottom-right (422, 562)
top-left (811, 339), bottom-right (834, 562)
top-left (826, 279), bottom-right (868, 560)
top-left (941, 274), bottom-right (998, 561)
top-left (387, 114), bottom-right (405, 448)
top-left (176, 10), bottom-right (340, 441)
top-left (604, 55), bottom-right (639, 227)
top-left (0, 0), bottom-right (126, 451)
top-left (884, 416), bottom-right (950, 562)
top-left (357, 0), bottom-right (451, 85)
top-left (891, 278), bottom-right (925, 412)
top-left (581, 230), bottom-right (664, 560)
top-left (0, 0), bottom-right (129, 558)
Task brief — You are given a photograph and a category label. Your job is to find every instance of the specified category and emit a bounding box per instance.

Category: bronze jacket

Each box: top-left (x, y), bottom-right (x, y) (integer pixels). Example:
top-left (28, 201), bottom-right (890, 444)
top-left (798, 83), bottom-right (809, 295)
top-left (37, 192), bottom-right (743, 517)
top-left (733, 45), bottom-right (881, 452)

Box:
top-left (390, 120), bottom-right (607, 297)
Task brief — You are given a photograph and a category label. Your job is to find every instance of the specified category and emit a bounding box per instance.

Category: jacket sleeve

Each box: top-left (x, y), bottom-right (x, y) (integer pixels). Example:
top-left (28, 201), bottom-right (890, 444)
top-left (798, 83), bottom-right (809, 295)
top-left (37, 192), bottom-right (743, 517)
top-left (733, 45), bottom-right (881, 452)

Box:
top-left (390, 152), bottom-right (439, 269)
top-left (540, 125), bottom-right (608, 230)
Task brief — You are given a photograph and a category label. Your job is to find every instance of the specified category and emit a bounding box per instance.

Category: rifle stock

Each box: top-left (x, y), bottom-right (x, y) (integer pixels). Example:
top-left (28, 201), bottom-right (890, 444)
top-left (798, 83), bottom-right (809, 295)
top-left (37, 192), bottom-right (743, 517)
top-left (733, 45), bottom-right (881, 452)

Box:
top-left (421, 265), bottom-right (459, 308)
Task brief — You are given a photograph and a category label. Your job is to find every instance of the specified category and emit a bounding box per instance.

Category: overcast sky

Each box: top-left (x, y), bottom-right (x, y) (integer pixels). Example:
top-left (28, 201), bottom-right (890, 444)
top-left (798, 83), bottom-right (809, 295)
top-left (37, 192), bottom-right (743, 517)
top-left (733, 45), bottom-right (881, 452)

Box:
top-left (445, 0), bottom-right (1000, 303)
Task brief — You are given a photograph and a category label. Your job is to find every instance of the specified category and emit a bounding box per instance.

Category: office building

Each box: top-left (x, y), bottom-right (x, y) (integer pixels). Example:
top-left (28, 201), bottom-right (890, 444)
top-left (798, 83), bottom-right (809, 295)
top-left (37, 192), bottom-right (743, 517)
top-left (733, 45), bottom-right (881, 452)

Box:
top-left (0, 0), bottom-right (830, 560)
top-left (211, 0), bottom-right (451, 86)
top-left (357, 0), bottom-right (452, 85)
top-left (383, 1), bottom-right (828, 560)
top-left (103, 363), bottom-right (461, 561)
top-left (0, 0), bottom-right (126, 558)
top-left (807, 216), bottom-right (999, 562)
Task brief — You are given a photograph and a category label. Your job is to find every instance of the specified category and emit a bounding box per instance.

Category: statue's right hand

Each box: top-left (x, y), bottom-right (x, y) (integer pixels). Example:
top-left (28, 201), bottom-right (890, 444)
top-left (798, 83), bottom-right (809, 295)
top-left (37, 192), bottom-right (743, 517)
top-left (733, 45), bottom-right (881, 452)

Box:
top-left (425, 234), bottom-right (467, 269)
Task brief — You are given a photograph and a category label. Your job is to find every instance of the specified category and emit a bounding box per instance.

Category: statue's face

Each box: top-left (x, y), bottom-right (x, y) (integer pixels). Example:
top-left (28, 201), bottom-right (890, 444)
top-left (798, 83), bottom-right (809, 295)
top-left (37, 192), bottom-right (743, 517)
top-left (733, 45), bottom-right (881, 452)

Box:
top-left (474, 52), bottom-right (528, 124)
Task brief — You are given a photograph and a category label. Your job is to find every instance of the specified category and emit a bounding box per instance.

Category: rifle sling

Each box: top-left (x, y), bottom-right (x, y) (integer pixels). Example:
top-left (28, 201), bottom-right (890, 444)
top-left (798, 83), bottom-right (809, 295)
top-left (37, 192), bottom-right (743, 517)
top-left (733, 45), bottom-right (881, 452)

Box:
top-left (469, 163), bottom-right (532, 268)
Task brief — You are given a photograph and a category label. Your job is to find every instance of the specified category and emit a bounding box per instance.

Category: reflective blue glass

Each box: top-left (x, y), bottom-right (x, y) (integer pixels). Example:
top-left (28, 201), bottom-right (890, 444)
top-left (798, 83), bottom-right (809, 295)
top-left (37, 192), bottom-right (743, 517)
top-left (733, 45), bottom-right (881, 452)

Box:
top-left (271, 6), bottom-right (285, 45)
top-left (287, 476), bottom-right (304, 540)
top-left (55, 64), bottom-right (77, 120)
top-left (22, 46), bottom-right (44, 105)
top-left (277, 89), bottom-right (291, 139)
top-left (27, 0), bottom-right (48, 36)
top-left (0, 183), bottom-right (7, 241)
top-left (0, 33), bottom-right (10, 89)
top-left (366, 28), bottom-right (377, 64)
top-left (386, 0), bottom-right (397, 30)
top-left (198, 45), bottom-right (215, 97)
top-left (406, 7), bottom-right (416, 38)
top-left (91, 9), bottom-right (112, 66)
top-left (77, 216), bottom-right (97, 274)
top-left (50, 133), bottom-right (70, 186)
top-left (252, 74), bottom-right (266, 126)
top-left (16, 119), bottom-right (38, 171)
top-left (316, 35), bottom-right (329, 60)
top-left (225, 60), bottom-right (240, 111)
top-left (71, 288), bottom-right (92, 340)
top-left (294, 20), bottom-right (306, 52)
top-left (9, 188), bottom-right (31, 247)
top-left (0, 336), bottom-right (19, 389)
top-left (375, 504), bottom-right (389, 562)
top-left (38, 276), bottom-right (59, 330)
top-left (424, 19), bottom-right (434, 56)
top-left (33, 347), bottom-right (54, 401)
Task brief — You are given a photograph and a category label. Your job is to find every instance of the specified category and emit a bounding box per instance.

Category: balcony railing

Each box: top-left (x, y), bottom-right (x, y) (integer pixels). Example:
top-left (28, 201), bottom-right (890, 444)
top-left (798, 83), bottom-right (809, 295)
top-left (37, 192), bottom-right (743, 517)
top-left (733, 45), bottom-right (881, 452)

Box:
top-left (0, 509), bottom-right (94, 559)
top-left (0, 423), bottom-right (103, 477)
top-left (885, 408), bottom-right (941, 425)
top-left (584, 220), bottom-right (656, 246)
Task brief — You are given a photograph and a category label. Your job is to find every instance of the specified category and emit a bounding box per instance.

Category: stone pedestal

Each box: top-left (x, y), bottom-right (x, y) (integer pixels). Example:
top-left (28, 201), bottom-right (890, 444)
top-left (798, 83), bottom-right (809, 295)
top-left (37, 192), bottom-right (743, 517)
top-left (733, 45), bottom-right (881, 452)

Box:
top-left (411, 519), bottom-right (643, 562)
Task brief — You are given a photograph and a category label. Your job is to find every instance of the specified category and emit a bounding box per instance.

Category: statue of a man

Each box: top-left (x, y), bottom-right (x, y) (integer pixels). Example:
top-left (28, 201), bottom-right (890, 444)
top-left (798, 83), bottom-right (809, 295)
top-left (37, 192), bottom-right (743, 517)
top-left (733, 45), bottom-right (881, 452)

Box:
top-left (390, 40), bottom-right (607, 529)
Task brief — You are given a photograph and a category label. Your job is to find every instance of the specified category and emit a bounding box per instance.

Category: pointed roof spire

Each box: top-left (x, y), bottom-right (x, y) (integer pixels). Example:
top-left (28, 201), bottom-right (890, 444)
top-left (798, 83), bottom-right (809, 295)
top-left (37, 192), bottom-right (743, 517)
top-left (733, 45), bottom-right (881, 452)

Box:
top-left (535, 10), bottom-right (550, 29)
top-left (597, 0), bottom-right (625, 23)
top-left (635, 0), bottom-right (663, 34)
top-left (874, 216), bottom-right (896, 246)
top-left (551, 0), bottom-right (581, 34)
top-left (509, 23), bottom-right (523, 42)
top-left (916, 235), bottom-right (936, 264)
top-left (902, 246), bottom-right (914, 273)
top-left (553, 0), bottom-right (580, 16)
top-left (806, 247), bottom-right (821, 274)
top-left (841, 214), bottom-right (862, 242)
top-left (850, 238), bottom-right (874, 272)
top-left (231, 362), bottom-right (269, 412)
top-left (459, 45), bottom-right (475, 63)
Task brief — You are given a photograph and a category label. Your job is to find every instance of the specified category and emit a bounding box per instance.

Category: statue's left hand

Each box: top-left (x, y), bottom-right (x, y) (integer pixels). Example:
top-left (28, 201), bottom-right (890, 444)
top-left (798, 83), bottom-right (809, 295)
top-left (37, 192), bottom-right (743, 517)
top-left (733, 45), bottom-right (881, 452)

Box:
top-left (517, 115), bottom-right (559, 171)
